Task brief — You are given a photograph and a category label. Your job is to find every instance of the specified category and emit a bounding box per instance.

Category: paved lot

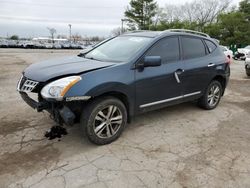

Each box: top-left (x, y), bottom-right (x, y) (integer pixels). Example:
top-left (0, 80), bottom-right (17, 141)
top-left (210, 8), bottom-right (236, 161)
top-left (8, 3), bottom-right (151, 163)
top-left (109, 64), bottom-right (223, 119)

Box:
top-left (0, 49), bottom-right (250, 188)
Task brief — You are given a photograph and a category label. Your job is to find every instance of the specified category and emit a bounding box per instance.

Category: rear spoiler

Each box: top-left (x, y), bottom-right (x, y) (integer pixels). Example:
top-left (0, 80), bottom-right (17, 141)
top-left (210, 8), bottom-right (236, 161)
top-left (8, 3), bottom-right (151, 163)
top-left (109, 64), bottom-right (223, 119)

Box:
top-left (212, 38), bottom-right (220, 44)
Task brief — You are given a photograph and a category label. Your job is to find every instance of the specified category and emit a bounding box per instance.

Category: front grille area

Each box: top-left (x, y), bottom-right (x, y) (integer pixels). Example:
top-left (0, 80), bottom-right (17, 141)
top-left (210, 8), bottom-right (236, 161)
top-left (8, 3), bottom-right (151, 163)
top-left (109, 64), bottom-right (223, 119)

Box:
top-left (17, 76), bottom-right (39, 92)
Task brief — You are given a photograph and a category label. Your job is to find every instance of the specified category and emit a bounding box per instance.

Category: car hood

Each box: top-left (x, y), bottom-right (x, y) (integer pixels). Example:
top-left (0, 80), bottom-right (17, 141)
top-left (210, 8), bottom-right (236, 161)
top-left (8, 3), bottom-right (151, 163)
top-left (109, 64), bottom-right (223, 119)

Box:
top-left (23, 56), bottom-right (116, 82)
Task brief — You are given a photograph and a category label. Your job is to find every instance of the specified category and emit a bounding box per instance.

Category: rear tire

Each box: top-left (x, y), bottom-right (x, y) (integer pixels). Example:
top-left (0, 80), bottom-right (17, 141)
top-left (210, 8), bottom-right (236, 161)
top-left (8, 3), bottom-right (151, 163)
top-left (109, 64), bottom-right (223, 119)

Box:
top-left (246, 69), bottom-right (250, 76)
top-left (198, 80), bottom-right (222, 110)
top-left (81, 96), bottom-right (127, 145)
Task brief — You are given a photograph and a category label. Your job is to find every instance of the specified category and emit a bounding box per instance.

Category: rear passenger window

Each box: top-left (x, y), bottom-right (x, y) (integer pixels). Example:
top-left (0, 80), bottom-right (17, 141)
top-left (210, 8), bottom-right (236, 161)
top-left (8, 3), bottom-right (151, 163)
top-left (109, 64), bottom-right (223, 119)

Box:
top-left (146, 37), bottom-right (180, 63)
top-left (182, 37), bottom-right (206, 59)
top-left (205, 40), bottom-right (217, 53)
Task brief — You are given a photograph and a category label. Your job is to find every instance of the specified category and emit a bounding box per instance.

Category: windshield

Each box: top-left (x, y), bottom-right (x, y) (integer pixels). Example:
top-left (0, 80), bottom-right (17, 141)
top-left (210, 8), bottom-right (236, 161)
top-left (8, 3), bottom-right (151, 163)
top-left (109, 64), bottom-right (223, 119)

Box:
top-left (244, 45), bottom-right (250, 49)
top-left (85, 36), bottom-right (152, 62)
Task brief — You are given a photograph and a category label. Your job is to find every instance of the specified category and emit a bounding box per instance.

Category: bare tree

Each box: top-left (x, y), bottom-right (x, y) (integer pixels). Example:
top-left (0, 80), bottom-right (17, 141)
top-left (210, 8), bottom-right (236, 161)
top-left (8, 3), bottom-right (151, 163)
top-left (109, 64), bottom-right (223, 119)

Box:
top-left (71, 33), bottom-right (82, 43)
top-left (161, 5), bottom-right (181, 23)
top-left (152, 7), bottom-right (166, 26)
top-left (161, 0), bottom-right (231, 30)
top-left (47, 27), bottom-right (56, 44)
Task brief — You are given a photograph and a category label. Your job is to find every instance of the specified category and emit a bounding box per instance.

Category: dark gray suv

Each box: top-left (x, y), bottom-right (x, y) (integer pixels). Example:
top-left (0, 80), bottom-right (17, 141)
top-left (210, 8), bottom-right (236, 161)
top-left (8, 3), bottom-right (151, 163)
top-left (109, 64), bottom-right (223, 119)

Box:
top-left (17, 29), bottom-right (230, 145)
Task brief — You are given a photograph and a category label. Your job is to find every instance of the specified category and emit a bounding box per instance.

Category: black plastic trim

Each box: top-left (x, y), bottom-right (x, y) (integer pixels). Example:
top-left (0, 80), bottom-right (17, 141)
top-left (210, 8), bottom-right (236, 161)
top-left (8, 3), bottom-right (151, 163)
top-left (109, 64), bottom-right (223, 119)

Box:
top-left (20, 92), bottom-right (50, 112)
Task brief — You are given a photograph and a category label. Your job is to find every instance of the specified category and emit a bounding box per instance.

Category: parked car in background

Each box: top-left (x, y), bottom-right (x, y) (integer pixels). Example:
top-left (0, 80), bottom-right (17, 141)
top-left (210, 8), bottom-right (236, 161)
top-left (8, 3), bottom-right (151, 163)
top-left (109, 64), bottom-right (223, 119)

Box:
top-left (55, 43), bottom-right (63, 49)
top-left (245, 53), bottom-right (250, 76)
top-left (0, 39), bottom-right (8, 48)
top-left (0, 38), bottom-right (87, 49)
top-left (234, 45), bottom-right (250, 60)
top-left (17, 29), bottom-right (230, 145)
top-left (220, 45), bottom-right (233, 59)
top-left (22, 41), bottom-right (35, 49)
top-left (44, 43), bottom-right (53, 49)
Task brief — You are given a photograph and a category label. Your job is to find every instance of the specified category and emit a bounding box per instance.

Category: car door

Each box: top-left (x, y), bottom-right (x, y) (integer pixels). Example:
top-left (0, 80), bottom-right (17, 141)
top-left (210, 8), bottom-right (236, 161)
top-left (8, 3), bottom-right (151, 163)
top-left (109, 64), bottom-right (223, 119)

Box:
top-left (135, 36), bottom-right (184, 112)
top-left (180, 36), bottom-right (216, 97)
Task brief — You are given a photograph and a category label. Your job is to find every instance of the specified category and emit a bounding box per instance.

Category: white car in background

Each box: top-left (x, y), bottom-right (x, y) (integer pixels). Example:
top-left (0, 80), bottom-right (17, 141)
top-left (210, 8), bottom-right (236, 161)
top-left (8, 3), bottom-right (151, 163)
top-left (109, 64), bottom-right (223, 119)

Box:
top-left (245, 53), bottom-right (250, 76)
top-left (220, 45), bottom-right (233, 59)
top-left (235, 45), bottom-right (250, 60)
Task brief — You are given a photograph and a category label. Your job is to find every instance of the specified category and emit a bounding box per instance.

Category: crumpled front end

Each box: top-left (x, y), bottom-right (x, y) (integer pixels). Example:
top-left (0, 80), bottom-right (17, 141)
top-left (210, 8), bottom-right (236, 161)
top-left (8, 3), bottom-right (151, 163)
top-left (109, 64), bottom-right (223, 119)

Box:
top-left (17, 75), bottom-right (81, 126)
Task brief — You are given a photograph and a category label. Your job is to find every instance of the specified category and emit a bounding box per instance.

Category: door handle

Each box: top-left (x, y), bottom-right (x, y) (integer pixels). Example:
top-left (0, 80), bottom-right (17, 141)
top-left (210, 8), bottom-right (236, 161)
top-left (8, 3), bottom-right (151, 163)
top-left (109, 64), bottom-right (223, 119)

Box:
top-left (208, 63), bottom-right (215, 67)
top-left (174, 69), bottom-right (184, 83)
top-left (175, 69), bottom-right (184, 74)
top-left (174, 72), bottom-right (180, 83)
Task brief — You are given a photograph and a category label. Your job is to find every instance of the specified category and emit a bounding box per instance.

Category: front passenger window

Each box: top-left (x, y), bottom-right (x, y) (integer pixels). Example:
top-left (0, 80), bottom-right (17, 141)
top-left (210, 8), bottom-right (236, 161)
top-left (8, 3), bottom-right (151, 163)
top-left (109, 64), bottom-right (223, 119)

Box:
top-left (146, 37), bottom-right (180, 63)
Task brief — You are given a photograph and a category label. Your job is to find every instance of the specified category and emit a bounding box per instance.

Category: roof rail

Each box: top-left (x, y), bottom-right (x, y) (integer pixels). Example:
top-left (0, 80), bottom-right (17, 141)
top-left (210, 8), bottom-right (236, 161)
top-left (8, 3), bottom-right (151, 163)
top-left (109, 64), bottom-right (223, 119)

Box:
top-left (165, 29), bottom-right (210, 38)
top-left (124, 30), bottom-right (151, 34)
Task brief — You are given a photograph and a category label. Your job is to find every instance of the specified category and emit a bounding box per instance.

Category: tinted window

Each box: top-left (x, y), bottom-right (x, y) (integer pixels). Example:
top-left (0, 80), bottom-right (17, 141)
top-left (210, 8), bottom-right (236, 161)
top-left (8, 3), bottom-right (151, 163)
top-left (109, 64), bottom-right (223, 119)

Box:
top-left (205, 40), bottom-right (217, 53)
top-left (182, 37), bottom-right (206, 59)
top-left (146, 37), bottom-right (180, 63)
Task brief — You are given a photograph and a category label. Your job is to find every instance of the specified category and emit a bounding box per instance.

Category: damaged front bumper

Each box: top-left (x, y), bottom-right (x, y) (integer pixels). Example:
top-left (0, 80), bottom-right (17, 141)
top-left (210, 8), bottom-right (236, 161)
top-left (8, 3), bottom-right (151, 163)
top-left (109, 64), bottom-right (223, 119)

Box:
top-left (20, 92), bottom-right (50, 112)
top-left (19, 92), bottom-right (76, 126)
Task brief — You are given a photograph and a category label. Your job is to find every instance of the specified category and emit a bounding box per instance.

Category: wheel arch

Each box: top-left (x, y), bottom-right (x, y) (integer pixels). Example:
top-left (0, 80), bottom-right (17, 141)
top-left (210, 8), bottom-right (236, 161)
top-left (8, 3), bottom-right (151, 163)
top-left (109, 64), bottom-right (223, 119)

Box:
top-left (89, 90), bottom-right (133, 123)
top-left (97, 91), bottom-right (132, 122)
top-left (211, 75), bottom-right (226, 95)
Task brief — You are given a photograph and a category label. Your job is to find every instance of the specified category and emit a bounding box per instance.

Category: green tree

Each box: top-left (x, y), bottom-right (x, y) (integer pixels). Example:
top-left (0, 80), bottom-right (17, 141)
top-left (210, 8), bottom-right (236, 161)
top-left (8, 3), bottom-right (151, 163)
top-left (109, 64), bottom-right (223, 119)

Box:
top-left (203, 23), bottom-right (221, 39)
top-left (217, 12), bottom-right (250, 45)
top-left (239, 0), bottom-right (250, 16)
top-left (125, 0), bottom-right (157, 30)
top-left (10, 35), bottom-right (19, 40)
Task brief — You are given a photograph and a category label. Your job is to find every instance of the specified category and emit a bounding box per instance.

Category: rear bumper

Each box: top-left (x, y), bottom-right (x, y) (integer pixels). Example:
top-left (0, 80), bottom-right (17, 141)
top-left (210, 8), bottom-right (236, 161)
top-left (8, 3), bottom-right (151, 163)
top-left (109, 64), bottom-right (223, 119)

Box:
top-left (225, 66), bottom-right (230, 86)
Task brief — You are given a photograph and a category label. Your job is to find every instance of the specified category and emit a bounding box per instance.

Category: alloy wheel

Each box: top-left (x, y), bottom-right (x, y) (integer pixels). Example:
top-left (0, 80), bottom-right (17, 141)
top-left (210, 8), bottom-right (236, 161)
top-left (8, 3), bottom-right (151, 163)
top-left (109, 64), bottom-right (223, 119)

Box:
top-left (94, 105), bottom-right (123, 138)
top-left (207, 84), bottom-right (221, 107)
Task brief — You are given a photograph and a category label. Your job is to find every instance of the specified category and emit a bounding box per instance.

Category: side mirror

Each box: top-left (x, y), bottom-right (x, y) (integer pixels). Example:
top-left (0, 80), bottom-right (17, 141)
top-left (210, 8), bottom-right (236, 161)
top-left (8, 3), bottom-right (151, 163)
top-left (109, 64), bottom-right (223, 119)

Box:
top-left (143, 56), bottom-right (162, 67)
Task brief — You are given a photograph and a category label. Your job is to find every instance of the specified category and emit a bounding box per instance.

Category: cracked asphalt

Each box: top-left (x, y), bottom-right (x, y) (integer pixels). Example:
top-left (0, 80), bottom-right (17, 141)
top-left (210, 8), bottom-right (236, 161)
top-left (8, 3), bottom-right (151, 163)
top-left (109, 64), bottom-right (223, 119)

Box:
top-left (0, 49), bottom-right (250, 188)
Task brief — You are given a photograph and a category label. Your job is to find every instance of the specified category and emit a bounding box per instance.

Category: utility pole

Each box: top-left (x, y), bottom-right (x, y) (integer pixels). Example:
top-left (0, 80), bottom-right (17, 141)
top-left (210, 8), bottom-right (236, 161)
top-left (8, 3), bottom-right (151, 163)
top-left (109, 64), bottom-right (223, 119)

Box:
top-left (121, 19), bottom-right (128, 34)
top-left (121, 19), bottom-right (124, 34)
top-left (68, 24), bottom-right (72, 43)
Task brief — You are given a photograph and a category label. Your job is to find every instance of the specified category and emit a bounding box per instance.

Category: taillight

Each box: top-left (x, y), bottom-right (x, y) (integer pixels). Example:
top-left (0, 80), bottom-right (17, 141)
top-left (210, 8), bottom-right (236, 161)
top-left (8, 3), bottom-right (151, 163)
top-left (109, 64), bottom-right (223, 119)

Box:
top-left (226, 56), bottom-right (231, 65)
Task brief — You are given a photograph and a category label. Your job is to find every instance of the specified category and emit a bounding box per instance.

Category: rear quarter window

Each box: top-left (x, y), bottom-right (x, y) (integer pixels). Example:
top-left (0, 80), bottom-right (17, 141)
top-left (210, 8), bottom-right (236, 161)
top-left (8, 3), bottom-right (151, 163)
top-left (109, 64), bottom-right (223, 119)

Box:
top-left (182, 37), bottom-right (206, 59)
top-left (205, 40), bottom-right (217, 53)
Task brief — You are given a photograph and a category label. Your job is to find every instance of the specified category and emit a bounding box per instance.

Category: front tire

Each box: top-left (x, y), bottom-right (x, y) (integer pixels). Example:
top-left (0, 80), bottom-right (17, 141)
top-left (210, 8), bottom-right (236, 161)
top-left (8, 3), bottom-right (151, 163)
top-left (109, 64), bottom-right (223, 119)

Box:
top-left (198, 80), bottom-right (222, 110)
top-left (81, 96), bottom-right (127, 145)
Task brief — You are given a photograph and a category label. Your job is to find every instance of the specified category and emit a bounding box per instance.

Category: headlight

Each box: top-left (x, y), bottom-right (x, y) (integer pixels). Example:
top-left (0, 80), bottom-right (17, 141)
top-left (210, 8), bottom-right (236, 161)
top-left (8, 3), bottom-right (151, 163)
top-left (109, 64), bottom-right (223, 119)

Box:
top-left (41, 76), bottom-right (81, 101)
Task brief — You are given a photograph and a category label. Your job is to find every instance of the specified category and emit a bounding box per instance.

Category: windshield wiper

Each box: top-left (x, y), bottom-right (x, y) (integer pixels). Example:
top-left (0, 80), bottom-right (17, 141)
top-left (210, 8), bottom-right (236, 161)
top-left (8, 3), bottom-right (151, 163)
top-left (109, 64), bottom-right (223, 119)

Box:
top-left (84, 56), bottom-right (102, 61)
top-left (78, 53), bottom-right (85, 57)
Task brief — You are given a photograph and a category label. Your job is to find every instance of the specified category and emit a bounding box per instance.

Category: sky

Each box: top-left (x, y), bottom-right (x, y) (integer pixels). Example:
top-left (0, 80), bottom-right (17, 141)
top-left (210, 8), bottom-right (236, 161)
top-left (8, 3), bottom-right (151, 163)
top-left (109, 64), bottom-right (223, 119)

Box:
top-left (0, 0), bottom-right (242, 38)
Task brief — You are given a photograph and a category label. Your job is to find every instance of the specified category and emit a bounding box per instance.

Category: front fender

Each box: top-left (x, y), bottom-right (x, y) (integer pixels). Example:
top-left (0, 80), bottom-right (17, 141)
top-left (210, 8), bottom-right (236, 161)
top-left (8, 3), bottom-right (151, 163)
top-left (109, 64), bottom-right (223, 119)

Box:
top-left (64, 64), bottom-right (134, 98)
top-left (63, 63), bottom-right (135, 115)
top-left (85, 82), bottom-right (132, 97)
top-left (65, 81), bottom-right (135, 117)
